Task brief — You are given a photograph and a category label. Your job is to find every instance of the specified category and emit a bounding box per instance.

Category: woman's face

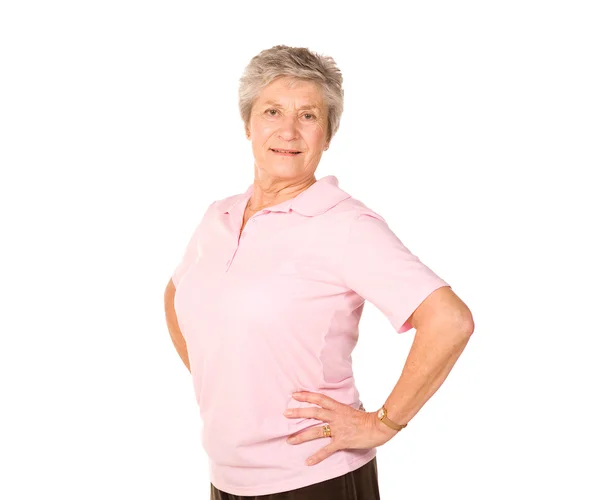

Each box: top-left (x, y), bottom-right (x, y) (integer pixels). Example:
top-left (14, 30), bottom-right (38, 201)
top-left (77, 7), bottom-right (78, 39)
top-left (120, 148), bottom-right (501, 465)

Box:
top-left (246, 77), bottom-right (329, 182)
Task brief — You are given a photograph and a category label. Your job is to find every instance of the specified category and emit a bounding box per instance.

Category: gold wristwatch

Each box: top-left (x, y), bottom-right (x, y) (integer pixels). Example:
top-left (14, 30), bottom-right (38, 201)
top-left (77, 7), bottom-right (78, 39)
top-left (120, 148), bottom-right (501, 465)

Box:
top-left (377, 405), bottom-right (408, 432)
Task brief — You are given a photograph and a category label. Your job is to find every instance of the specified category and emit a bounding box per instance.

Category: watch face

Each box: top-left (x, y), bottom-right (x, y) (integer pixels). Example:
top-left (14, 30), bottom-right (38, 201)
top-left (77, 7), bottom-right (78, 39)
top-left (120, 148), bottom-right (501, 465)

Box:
top-left (377, 408), bottom-right (385, 419)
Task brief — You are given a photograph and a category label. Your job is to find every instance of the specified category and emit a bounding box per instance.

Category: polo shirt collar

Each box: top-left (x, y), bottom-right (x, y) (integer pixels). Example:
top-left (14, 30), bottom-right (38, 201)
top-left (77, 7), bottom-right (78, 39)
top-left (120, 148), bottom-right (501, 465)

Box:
top-left (222, 175), bottom-right (351, 217)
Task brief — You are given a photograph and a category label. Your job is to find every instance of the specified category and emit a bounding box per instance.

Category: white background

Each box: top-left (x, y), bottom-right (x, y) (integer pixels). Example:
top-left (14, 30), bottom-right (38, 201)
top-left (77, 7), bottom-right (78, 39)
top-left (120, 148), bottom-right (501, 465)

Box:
top-left (1, 1), bottom-right (599, 498)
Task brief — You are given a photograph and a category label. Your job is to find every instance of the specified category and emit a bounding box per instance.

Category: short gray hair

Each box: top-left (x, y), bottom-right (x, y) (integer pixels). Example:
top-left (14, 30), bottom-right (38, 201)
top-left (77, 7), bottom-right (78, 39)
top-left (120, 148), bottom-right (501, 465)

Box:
top-left (238, 45), bottom-right (344, 143)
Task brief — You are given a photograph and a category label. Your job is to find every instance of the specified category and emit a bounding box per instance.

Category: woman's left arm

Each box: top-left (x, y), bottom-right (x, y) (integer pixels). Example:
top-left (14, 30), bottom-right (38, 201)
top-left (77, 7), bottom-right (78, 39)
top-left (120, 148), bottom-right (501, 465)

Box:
top-left (285, 214), bottom-right (475, 464)
top-left (375, 285), bottom-right (474, 435)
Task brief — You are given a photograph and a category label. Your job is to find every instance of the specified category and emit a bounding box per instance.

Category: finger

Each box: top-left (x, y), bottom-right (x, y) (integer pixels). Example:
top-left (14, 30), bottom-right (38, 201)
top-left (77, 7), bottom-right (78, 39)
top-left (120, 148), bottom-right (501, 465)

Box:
top-left (287, 424), bottom-right (332, 444)
top-left (306, 441), bottom-right (340, 466)
top-left (292, 391), bottom-right (338, 410)
top-left (284, 406), bottom-right (332, 422)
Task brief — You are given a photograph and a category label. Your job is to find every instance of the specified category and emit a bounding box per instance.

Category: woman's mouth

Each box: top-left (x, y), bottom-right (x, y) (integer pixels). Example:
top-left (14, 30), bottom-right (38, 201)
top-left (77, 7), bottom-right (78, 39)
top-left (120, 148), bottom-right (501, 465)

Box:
top-left (270, 148), bottom-right (302, 156)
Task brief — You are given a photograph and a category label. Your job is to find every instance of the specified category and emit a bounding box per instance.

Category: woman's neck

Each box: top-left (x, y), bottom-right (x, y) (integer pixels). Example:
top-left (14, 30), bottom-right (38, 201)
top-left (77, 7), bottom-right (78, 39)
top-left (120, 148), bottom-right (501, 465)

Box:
top-left (248, 176), bottom-right (317, 211)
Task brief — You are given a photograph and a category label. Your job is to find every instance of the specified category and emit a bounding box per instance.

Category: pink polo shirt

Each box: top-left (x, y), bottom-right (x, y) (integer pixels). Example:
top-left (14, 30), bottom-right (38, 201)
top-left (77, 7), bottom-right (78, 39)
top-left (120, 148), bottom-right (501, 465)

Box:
top-left (172, 175), bottom-right (450, 496)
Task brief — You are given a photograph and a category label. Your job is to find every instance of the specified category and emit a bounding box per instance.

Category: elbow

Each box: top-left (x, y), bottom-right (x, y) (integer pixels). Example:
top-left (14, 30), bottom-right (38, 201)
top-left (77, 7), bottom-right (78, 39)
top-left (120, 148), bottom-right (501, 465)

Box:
top-left (457, 307), bottom-right (475, 338)
top-left (442, 302), bottom-right (475, 340)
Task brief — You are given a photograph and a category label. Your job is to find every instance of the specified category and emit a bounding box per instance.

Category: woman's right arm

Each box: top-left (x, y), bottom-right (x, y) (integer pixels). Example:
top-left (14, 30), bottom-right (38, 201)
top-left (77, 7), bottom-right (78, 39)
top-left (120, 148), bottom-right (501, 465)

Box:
top-left (164, 278), bottom-right (191, 372)
top-left (167, 201), bottom-right (215, 373)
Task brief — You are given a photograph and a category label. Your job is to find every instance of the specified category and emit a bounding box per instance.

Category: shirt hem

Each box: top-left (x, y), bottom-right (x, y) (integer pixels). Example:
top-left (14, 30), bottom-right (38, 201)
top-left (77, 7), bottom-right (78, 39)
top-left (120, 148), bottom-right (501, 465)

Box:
top-left (209, 447), bottom-right (378, 496)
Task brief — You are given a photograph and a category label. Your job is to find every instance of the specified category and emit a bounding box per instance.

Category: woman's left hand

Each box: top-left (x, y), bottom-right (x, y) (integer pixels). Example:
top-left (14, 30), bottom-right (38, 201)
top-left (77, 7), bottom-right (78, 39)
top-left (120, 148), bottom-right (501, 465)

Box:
top-left (283, 391), bottom-right (397, 466)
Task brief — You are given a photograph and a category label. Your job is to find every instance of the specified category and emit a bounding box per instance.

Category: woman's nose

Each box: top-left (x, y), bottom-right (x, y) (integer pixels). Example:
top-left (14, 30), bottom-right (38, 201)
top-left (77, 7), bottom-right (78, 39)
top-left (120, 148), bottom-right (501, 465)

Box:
top-left (278, 114), bottom-right (299, 140)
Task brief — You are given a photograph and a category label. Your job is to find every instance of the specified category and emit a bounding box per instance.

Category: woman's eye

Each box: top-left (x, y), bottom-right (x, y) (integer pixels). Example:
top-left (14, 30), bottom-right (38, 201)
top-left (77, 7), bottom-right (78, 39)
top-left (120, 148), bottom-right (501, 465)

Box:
top-left (303, 113), bottom-right (315, 120)
top-left (266, 109), bottom-right (278, 116)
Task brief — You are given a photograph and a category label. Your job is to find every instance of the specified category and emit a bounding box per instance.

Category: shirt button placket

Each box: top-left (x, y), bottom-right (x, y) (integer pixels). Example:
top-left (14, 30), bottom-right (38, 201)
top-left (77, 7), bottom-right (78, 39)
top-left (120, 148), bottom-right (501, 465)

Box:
top-left (227, 216), bottom-right (259, 271)
top-left (226, 248), bottom-right (237, 271)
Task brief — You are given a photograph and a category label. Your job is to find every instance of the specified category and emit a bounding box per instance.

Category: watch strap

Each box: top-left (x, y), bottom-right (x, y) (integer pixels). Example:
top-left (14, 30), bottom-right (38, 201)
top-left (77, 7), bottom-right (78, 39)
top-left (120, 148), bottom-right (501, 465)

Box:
top-left (378, 406), bottom-right (408, 432)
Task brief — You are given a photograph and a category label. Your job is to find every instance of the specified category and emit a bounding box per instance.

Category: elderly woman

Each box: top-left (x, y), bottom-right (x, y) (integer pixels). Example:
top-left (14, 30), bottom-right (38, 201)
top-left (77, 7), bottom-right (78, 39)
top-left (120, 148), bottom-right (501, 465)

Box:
top-left (164, 45), bottom-right (474, 499)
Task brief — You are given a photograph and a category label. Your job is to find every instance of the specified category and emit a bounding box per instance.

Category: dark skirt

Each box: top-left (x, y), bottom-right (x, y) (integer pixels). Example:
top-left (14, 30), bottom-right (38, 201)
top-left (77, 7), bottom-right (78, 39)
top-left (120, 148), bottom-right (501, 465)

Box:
top-left (210, 456), bottom-right (380, 500)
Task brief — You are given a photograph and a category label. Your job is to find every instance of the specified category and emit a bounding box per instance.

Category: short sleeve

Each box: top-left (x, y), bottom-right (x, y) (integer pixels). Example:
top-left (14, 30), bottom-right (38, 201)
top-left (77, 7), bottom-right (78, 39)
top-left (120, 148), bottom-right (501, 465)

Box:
top-left (339, 213), bottom-right (451, 333)
top-left (171, 202), bottom-right (215, 288)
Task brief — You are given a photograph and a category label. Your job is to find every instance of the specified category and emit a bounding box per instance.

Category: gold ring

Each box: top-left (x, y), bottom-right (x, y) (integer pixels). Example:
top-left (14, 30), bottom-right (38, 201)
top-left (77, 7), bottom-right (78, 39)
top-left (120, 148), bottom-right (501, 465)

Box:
top-left (322, 424), bottom-right (331, 438)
